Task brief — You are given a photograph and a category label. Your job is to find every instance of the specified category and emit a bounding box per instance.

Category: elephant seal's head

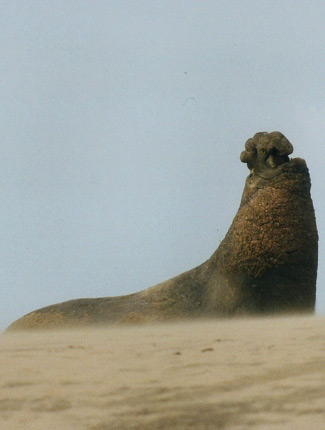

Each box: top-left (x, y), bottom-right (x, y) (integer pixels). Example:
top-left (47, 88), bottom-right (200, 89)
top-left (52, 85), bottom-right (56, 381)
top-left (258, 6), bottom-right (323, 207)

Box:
top-left (240, 131), bottom-right (296, 206)
top-left (241, 131), bottom-right (292, 174)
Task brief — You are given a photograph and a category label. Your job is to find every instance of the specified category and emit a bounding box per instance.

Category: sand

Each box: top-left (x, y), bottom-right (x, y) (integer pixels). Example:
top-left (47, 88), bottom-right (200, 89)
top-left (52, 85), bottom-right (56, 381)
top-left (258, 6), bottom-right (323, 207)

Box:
top-left (0, 315), bottom-right (324, 430)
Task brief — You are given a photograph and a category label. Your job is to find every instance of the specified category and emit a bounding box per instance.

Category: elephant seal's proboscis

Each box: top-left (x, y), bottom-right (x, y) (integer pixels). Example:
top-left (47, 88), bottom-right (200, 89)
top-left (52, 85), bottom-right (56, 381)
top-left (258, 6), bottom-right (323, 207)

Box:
top-left (7, 132), bottom-right (318, 331)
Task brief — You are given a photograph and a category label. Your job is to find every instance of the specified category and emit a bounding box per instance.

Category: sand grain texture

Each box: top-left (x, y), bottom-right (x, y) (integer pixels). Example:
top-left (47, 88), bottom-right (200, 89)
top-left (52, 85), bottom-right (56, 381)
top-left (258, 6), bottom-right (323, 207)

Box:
top-left (1, 316), bottom-right (324, 429)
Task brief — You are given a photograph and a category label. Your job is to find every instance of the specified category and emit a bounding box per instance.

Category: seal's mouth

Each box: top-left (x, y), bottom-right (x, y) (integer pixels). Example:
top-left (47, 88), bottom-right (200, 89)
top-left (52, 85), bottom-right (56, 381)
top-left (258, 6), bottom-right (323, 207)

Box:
top-left (240, 131), bottom-right (294, 180)
top-left (253, 158), bottom-right (293, 180)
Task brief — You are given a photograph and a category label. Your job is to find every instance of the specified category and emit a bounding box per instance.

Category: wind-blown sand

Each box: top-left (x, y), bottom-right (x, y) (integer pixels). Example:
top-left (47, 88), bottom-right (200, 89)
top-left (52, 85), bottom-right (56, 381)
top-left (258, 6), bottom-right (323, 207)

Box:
top-left (1, 315), bottom-right (324, 429)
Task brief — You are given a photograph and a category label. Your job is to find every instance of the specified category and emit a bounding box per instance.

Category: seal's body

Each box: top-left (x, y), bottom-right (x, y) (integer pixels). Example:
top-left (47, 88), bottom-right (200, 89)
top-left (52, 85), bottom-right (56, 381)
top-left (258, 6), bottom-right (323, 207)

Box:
top-left (7, 132), bottom-right (318, 330)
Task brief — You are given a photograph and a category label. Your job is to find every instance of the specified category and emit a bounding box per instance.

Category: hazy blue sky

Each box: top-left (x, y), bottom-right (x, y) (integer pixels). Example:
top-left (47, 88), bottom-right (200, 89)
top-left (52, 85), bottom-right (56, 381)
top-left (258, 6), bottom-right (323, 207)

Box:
top-left (1, 1), bottom-right (324, 329)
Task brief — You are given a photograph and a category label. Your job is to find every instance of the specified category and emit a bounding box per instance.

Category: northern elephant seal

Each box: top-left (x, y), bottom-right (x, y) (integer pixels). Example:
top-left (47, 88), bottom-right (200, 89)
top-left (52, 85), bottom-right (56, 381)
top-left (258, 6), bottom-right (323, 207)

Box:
top-left (7, 132), bottom-right (318, 330)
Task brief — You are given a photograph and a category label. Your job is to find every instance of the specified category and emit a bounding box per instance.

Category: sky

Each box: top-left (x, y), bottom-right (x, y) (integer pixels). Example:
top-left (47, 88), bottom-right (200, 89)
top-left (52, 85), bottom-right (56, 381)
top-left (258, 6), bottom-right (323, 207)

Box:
top-left (1, 0), bottom-right (324, 330)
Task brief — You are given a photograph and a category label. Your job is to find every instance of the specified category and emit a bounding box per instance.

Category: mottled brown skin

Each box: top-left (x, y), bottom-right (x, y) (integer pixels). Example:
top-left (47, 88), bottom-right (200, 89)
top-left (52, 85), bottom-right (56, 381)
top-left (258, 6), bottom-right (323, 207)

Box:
top-left (7, 132), bottom-right (318, 331)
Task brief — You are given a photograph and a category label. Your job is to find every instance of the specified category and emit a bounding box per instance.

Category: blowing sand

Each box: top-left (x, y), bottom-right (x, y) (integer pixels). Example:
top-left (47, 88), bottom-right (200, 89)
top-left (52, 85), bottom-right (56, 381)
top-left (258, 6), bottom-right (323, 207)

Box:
top-left (0, 315), bottom-right (324, 430)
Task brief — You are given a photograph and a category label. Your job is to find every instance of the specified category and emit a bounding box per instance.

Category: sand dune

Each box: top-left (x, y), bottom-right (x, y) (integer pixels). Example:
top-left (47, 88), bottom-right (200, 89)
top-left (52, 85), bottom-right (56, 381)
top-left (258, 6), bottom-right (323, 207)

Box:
top-left (1, 315), bottom-right (324, 429)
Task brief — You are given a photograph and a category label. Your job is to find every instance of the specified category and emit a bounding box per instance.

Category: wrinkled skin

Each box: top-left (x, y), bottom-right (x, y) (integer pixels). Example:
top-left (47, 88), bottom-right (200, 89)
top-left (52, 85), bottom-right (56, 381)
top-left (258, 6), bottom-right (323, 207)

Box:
top-left (7, 132), bottom-right (318, 331)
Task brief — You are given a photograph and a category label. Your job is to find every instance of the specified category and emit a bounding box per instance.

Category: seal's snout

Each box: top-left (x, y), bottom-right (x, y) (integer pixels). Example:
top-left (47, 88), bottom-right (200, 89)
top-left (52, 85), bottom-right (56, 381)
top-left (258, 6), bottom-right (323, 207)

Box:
top-left (240, 131), bottom-right (293, 172)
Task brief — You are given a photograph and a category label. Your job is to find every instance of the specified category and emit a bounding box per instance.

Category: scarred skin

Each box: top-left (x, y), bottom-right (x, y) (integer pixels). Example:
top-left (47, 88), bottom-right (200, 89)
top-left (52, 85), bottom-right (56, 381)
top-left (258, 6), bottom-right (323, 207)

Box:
top-left (7, 132), bottom-right (318, 330)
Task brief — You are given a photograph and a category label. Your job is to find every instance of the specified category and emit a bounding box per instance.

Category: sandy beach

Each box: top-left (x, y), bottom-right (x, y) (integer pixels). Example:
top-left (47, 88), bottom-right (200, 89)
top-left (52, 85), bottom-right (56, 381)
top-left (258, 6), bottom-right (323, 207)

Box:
top-left (0, 315), bottom-right (324, 429)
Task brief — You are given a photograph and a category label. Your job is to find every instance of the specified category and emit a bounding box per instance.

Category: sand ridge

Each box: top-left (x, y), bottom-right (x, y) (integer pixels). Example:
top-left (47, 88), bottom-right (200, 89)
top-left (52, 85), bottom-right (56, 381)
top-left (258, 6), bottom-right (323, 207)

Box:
top-left (1, 315), bottom-right (324, 429)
